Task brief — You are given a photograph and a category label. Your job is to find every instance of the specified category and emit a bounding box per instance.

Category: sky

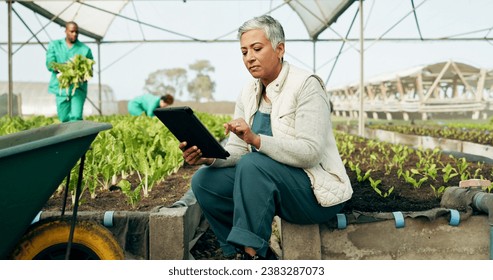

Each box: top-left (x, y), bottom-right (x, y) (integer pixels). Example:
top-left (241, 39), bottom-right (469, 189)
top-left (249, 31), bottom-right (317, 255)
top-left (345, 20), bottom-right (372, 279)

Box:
top-left (1, 0), bottom-right (493, 102)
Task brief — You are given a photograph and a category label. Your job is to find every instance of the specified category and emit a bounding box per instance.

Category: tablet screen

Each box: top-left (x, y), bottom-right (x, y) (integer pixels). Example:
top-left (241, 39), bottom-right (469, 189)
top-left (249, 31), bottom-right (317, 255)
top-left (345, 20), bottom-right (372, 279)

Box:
top-left (154, 106), bottom-right (230, 159)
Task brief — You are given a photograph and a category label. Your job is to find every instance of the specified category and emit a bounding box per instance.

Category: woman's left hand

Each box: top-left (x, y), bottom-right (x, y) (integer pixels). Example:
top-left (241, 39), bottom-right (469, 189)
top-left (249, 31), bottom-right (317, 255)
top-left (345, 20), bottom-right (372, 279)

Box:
top-left (179, 142), bottom-right (214, 166)
top-left (224, 118), bottom-right (260, 149)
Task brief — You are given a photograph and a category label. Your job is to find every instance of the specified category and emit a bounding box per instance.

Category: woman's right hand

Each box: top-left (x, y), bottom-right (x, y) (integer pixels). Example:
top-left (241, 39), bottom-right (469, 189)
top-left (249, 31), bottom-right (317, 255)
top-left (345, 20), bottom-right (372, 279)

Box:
top-left (179, 141), bottom-right (214, 166)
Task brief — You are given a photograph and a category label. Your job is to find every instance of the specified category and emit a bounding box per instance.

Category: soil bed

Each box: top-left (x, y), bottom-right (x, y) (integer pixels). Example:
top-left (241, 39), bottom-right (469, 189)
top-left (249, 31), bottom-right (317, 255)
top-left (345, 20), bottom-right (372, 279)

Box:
top-left (41, 137), bottom-right (492, 259)
top-left (43, 164), bottom-right (201, 213)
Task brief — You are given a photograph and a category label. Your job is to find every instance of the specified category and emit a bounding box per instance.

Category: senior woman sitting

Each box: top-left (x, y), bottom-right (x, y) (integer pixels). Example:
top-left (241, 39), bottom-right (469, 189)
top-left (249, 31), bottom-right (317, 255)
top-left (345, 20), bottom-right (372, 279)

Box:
top-left (179, 15), bottom-right (352, 260)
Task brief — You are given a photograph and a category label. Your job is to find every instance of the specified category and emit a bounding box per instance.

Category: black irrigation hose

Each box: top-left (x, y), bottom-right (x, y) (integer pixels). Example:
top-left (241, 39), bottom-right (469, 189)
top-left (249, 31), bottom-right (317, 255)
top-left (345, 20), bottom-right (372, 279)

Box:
top-left (61, 172), bottom-right (71, 217)
top-left (65, 153), bottom-right (86, 260)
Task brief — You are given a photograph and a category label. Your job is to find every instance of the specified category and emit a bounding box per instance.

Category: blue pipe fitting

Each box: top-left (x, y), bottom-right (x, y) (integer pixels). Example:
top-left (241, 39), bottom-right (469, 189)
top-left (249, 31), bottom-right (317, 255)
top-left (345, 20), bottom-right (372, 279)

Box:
top-left (392, 211), bottom-right (405, 228)
top-left (103, 211), bottom-right (115, 227)
top-left (448, 209), bottom-right (460, 226)
top-left (336, 213), bottom-right (347, 229)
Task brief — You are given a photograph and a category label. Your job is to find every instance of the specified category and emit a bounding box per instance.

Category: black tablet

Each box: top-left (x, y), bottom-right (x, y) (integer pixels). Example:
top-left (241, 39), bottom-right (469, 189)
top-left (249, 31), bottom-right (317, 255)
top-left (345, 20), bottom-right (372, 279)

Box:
top-left (154, 106), bottom-right (230, 159)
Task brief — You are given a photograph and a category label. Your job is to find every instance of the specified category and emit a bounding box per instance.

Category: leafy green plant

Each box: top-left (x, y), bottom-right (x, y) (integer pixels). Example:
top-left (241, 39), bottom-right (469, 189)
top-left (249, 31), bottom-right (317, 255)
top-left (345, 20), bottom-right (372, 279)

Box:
top-left (384, 161), bottom-right (394, 176)
top-left (357, 168), bottom-right (372, 182)
top-left (430, 184), bottom-right (446, 198)
top-left (401, 169), bottom-right (428, 189)
top-left (441, 163), bottom-right (459, 183)
top-left (451, 156), bottom-right (470, 181)
top-left (348, 161), bottom-right (371, 182)
top-left (369, 177), bottom-right (394, 197)
top-left (369, 153), bottom-right (378, 166)
top-left (50, 54), bottom-right (95, 97)
top-left (391, 144), bottom-right (412, 176)
top-left (118, 179), bottom-right (141, 209)
top-left (0, 113), bottom-right (230, 208)
top-left (338, 138), bottom-right (356, 158)
top-left (485, 183), bottom-right (493, 193)
top-left (422, 163), bottom-right (438, 180)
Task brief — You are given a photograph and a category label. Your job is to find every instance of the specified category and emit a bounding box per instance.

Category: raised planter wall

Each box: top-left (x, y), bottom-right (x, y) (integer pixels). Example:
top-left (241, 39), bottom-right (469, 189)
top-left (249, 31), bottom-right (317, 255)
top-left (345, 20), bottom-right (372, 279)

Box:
top-left (421, 136), bottom-right (463, 151)
top-left (149, 203), bottom-right (202, 260)
top-left (462, 141), bottom-right (493, 159)
top-left (320, 215), bottom-right (489, 260)
top-left (365, 128), bottom-right (493, 161)
top-left (280, 213), bottom-right (490, 260)
top-left (276, 126), bottom-right (493, 260)
top-left (38, 201), bottom-right (203, 260)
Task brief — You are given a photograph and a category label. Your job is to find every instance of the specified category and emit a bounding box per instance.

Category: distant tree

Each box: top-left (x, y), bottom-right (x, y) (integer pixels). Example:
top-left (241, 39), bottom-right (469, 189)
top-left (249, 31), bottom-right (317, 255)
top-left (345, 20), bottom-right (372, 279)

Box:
top-left (163, 68), bottom-right (187, 97)
top-left (144, 67), bottom-right (187, 97)
top-left (187, 60), bottom-right (215, 101)
top-left (189, 60), bottom-right (215, 75)
top-left (187, 74), bottom-right (215, 102)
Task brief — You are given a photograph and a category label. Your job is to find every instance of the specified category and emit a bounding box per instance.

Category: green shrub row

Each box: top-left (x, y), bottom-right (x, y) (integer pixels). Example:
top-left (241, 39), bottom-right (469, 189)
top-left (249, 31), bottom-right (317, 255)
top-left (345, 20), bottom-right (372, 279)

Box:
top-left (0, 113), bottom-right (231, 207)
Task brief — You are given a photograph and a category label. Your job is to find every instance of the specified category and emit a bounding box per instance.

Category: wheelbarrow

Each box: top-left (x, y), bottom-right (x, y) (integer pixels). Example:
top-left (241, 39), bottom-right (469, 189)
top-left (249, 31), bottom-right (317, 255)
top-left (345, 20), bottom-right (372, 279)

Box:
top-left (0, 120), bottom-right (123, 260)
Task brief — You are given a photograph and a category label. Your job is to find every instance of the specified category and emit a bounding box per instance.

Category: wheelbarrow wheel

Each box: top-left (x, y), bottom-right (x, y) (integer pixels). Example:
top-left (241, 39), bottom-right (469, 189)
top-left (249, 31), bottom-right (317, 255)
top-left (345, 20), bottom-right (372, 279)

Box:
top-left (10, 218), bottom-right (124, 260)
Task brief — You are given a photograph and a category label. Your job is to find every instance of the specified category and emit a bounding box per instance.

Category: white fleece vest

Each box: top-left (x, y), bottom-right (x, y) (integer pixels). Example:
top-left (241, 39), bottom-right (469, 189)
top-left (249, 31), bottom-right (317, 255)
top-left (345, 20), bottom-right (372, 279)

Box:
top-left (239, 63), bottom-right (353, 207)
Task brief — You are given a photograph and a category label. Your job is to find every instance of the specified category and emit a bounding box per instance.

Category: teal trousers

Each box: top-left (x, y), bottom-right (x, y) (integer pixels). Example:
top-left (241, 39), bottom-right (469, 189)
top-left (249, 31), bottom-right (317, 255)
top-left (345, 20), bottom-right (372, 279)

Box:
top-left (191, 152), bottom-right (344, 258)
top-left (55, 92), bottom-right (86, 122)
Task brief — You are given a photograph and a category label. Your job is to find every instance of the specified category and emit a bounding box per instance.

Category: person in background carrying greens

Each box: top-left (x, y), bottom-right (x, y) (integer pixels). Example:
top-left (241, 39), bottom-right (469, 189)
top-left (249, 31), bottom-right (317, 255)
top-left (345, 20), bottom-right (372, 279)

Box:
top-left (127, 93), bottom-right (174, 117)
top-left (46, 21), bottom-right (93, 122)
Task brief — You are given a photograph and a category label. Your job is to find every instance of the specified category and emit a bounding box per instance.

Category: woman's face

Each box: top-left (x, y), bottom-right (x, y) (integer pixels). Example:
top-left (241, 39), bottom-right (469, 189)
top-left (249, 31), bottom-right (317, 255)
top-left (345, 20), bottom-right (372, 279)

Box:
top-left (240, 29), bottom-right (284, 87)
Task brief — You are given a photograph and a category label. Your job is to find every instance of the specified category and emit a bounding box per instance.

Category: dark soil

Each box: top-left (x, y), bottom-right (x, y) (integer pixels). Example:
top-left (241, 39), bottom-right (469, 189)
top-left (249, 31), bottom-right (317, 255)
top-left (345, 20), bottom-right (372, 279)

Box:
top-left (43, 164), bottom-right (201, 213)
top-left (342, 169), bottom-right (439, 213)
top-left (41, 159), bottom-right (442, 214)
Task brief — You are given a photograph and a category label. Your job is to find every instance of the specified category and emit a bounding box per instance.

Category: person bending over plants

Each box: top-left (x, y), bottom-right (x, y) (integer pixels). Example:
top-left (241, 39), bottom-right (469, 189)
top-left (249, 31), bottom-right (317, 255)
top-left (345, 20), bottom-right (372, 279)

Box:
top-left (128, 93), bottom-right (174, 117)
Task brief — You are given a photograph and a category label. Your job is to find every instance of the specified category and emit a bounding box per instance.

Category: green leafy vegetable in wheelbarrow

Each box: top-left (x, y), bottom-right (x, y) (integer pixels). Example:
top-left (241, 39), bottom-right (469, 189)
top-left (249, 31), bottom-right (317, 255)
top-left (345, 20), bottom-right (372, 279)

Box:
top-left (50, 54), bottom-right (95, 97)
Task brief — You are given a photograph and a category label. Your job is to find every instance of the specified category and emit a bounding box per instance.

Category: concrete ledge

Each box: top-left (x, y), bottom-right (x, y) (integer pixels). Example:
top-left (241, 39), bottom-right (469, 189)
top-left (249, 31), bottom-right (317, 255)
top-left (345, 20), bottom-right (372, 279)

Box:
top-left (322, 214), bottom-right (489, 259)
top-left (280, 219), bottom-right (321, 260)
top-left (149, 202), bottom-right (202, 260)
top-left (421, 136), bottom-right (462, 151)
top-left (278, 214), bottom-right (490, 260)
top-left (393, 132), bottom-right (420, 146)
top-left (462, 141), bottom-right (493, 159)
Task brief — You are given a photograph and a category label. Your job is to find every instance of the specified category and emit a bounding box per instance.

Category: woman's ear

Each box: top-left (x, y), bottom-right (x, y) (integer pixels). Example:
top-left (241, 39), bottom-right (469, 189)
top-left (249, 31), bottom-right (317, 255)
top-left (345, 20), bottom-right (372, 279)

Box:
top-left (276, 42), bottom-right (285, 61)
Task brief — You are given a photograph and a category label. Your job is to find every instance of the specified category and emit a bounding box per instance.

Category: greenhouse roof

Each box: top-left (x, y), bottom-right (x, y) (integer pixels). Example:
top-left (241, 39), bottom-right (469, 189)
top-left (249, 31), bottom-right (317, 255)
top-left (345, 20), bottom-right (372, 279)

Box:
top-left (2, 0), bottom-right (493, 106)
top-left (17, 0), bottom-right (354, 41)
top-left (17, 1), bottom-right (129, 40)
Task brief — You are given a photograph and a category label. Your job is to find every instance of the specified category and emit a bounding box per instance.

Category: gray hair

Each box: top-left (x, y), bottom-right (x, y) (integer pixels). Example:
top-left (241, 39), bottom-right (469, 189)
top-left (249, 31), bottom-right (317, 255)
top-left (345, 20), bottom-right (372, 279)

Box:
top-left (237, 15), bottom-right (285, 50)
